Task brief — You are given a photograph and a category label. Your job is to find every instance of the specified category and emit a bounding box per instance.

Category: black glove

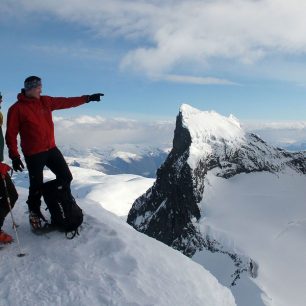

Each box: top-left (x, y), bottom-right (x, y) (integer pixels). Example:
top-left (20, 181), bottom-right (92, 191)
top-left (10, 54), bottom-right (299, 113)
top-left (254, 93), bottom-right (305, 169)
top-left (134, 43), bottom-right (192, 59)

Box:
top-left (12, 158), bottom-right (25, 172)
top-left (87, 93), bottom-right (104, 103)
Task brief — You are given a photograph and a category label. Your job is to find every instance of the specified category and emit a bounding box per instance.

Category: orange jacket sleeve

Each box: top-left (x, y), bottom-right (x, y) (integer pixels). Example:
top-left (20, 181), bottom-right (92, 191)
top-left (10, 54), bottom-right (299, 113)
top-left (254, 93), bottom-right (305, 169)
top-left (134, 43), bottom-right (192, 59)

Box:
top-left (5, 106), bottom-right (21, 159)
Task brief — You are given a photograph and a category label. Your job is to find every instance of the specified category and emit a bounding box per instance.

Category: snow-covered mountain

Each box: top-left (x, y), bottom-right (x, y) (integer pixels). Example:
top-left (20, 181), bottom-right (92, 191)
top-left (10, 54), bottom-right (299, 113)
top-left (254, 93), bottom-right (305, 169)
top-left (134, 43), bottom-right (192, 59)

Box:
top-left (1, 167), bottom-right (235, 306)
top-left (3, 104), bottom-right (306, 305)
top-left (59, 145), bottom-right (169, 178)
top-left (127, 104), bottom-right (306, 306)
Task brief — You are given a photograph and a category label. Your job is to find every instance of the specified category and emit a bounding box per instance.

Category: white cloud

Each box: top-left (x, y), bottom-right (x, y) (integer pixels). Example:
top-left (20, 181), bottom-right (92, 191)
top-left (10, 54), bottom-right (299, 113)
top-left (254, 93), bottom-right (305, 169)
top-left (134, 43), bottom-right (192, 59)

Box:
top-left (243, 121), bottom-right (306, 131)
top-left (53, 115), bottom-right (174, 149)
top-left (243, 120), bottom-right (306, 147)
top-left (4, 0), bottom-right (306, 82)
top-left (156, 74), bottom-right (239, 85)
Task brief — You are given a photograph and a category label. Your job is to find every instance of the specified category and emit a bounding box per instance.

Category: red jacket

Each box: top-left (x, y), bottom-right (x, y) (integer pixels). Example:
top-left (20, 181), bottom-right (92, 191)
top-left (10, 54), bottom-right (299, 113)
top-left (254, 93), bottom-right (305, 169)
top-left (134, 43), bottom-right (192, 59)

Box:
top-left (5, 93), bottom-right (87, 159)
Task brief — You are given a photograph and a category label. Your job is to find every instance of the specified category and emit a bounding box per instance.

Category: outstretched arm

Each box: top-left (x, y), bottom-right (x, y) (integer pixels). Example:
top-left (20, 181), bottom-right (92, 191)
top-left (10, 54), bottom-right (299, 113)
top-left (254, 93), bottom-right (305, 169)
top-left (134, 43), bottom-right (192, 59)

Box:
top-left (48, 96), bottom-right (88, 111)
top-left (47, 93), bottom-right (104, 111)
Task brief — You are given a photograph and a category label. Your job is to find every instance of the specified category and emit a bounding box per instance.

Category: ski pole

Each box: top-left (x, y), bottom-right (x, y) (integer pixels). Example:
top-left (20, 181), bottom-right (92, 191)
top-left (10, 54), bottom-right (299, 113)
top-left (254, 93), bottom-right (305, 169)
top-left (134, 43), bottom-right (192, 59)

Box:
top-left (2, 174), bottom-right (26, 257)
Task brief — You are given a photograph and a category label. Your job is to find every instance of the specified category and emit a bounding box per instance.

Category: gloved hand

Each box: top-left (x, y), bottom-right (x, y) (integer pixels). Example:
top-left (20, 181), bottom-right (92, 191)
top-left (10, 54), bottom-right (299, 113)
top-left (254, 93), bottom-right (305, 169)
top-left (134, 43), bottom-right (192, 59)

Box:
top-left (86, 93), bottom-right (104, 103)
top-left (12, 158), bottom-right (25, 172)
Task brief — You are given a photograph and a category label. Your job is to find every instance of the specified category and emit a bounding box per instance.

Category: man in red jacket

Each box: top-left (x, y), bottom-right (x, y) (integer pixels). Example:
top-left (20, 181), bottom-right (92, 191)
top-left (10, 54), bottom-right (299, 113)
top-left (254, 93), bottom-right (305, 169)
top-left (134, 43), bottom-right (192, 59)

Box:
top-left (5, 76), bottom-right (103, 230)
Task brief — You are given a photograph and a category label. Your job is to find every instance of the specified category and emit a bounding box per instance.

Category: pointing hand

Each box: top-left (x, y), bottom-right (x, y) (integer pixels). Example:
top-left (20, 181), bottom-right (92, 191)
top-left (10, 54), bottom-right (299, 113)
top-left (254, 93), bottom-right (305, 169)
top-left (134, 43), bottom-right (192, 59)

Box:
top-left (87, 93), bottom-right (104, 103)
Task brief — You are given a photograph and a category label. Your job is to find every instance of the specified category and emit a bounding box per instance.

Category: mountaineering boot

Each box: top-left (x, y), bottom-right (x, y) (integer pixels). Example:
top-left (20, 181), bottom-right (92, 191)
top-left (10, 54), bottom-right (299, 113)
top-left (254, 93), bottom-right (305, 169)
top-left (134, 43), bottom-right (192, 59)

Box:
top-left (0, 230), bottom-right (13, 244)
top-left (29, 211), bottom-right (46, 231)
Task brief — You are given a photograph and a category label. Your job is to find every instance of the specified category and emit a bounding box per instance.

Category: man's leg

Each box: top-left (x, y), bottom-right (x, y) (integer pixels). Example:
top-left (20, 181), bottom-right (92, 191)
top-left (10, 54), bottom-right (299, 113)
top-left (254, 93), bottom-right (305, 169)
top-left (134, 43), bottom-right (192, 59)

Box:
top-left (24, 151), bottom-right (47, 216)
top-left (0, 208), bottom-right (6, 230)
top-left (45, 147), bottom-right (73, 193)
top-left (0, 178), bottom-right (8, 230)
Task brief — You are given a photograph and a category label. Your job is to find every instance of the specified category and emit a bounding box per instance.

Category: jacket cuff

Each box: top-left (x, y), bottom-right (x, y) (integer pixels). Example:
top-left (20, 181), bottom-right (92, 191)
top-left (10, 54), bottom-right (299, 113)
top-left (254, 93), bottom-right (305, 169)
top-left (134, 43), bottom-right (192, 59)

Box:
top-left (9, 153), bottom-right (20, 160)
top-left (82, 95), bottom-right (90, 103)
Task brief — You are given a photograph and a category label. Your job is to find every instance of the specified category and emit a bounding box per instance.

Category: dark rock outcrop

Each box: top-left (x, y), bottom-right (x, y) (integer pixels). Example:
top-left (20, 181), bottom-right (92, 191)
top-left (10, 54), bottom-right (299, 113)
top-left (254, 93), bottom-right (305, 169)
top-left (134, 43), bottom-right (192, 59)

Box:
top-left (127, 112), bottom-right (206, 256)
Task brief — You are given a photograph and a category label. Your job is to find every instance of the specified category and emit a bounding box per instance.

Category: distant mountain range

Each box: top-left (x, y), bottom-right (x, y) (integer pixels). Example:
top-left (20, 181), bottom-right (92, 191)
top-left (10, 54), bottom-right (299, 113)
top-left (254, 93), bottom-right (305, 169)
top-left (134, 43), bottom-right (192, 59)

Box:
top-left (59, 145), bottom-right (170, 178)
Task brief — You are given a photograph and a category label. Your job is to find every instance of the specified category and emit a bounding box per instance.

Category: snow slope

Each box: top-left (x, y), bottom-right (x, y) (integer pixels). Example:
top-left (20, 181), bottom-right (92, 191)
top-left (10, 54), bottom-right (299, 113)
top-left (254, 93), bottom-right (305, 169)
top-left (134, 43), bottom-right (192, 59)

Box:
top-left (13, 167), bottom-right (154, 219)
top-left (0, 167), bottom-right (236, 306)
top-left (194, 170), bottom-right (306, 306)
top-left (67, 167), bottom-right (155, 218)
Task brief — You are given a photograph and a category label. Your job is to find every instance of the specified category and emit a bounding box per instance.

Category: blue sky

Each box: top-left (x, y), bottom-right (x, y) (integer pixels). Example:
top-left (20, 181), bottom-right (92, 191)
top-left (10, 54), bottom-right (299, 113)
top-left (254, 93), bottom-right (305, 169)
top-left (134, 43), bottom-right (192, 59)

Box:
top-left (1, 0), bottom-right (306, 121)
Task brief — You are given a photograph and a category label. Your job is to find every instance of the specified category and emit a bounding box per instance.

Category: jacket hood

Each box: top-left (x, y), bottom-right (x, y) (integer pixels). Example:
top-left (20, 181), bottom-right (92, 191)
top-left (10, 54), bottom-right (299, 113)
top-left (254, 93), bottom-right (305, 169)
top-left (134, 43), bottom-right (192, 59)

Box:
top-left (17, 92), bottom-right (40, 102)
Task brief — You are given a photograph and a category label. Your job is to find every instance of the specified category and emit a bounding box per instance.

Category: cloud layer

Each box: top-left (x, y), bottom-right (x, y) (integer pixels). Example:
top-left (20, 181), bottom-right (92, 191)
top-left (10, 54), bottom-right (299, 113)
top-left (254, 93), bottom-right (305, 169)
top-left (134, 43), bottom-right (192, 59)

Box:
top-left (4, 112), bottom-right (306, 157)
top-left (4, 0), bottom-right (306, 83)
top-left (53, 115), bottom-right (174, 149)
top-left (243, 120), bottom-right (306, 148)
top-left (53, 115), bottom-right (306, 151)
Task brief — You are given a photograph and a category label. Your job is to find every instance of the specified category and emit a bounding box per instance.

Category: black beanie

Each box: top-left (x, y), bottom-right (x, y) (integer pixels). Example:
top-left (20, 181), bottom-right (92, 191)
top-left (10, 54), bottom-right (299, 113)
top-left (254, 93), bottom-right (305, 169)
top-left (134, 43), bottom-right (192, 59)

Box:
top-left (24, 76), bottom-right (42, 91)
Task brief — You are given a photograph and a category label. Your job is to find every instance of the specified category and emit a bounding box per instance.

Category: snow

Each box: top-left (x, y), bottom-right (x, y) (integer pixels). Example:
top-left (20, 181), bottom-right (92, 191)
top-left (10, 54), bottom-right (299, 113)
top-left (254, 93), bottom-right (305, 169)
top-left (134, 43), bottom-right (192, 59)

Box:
top-left (195, 170), bottom-right (306, 306)
top-left (111, 151), bottom-right (141, 162)
top-left (68, 167), bottom-right (154, 218)
top-left (180, 104), bottom-right (246, 169)
top-left (0, 167), bottom-right (236, 306)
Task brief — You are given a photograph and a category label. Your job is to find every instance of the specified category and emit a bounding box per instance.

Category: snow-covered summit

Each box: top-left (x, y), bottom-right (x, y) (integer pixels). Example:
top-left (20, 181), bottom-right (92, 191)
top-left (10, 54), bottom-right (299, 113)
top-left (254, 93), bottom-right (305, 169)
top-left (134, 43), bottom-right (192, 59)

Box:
top-left (180, 104), bottom-right (246, 169)
top-left (180, 103), bottom-right (244, 143)
top-left (178, 104), bottom-right (306, 176)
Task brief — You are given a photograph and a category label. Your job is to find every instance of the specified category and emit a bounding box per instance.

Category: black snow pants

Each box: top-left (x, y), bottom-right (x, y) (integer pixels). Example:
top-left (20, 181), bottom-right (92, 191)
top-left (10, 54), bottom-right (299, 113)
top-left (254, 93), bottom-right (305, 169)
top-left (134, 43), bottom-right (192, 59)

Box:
top-left (24, 147), bottom-right (73, 214)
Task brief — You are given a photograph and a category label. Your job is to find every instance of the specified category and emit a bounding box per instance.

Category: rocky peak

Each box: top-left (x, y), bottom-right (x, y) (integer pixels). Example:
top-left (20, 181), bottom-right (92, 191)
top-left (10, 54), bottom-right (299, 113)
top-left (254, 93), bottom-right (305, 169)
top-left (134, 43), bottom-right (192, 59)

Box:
top-left (127, 104), bottom-right (306, 256)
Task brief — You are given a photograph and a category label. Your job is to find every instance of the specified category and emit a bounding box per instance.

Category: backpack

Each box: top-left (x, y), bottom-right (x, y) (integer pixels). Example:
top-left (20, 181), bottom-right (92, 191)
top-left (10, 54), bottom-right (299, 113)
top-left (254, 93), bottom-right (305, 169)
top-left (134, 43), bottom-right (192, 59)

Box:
top-left (42, 179), bottom-right (83, 239)
top-left (0, 163), bottom-right (18, 225)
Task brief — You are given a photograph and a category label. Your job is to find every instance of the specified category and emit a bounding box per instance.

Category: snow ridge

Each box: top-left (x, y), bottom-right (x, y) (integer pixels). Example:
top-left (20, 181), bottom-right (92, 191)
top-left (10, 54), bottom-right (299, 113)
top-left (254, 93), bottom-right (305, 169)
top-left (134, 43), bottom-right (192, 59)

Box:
top-left (0, 168), bottom-right (236, 306)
